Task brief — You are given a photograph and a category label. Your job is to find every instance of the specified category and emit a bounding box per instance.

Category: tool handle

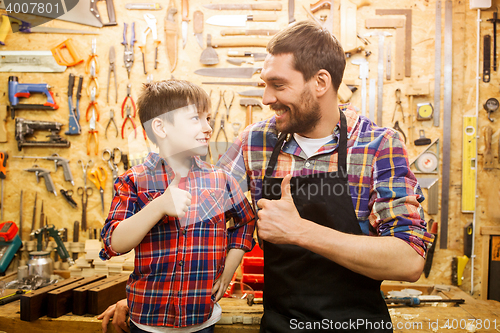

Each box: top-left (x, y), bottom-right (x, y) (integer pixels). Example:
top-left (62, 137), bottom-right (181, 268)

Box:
top-left (193, 10), bottom-right (203, 34)
top-left (310, 0), bottom-right (331, 13)
top-left (60, 161), bottom-right (74, 184)
top-left (42, 171), bottom-right (56, 195)
top-left (251, 3), bottom-right (283, 10)
top-left (122, 22), bottom-right (128, 45)
top-left (245, 105), bottom-right (252, 127)
top-left (0, 151), bottom-right (8, 179)
top-left (105, 0), bottom-right (117, 26)
top-left (68, 74), bottom-right (75, 97)
top-left (249, 13), bottom-right (278, 22)
top-left (0, 107), bottom-right (7, 143)
top-left (131, 22), bottom-right (136, 46)
top-left (0, 15), bottom-right (10, 45)
top-left (211, 37), bottom-right (271, 48)
top-left (182, 0), bottom-right (189, 21)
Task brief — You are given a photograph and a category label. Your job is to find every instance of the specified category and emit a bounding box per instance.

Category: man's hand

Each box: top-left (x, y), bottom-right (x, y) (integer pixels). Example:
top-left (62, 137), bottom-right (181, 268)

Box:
top-left (256, 174), bottom-right (304, 244)
top-left (97, 299), bottom-right (129, 333)
top-left (161, 173), bottom-right (192, 217)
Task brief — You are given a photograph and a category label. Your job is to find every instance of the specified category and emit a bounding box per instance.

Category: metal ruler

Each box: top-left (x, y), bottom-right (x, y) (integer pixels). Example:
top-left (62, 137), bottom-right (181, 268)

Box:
top-left (434, 0), bottom-right (442, 127)
top-left (462, 116), bottom-right (477, 213)
top-left (440, 0), bottom-right (452, 249)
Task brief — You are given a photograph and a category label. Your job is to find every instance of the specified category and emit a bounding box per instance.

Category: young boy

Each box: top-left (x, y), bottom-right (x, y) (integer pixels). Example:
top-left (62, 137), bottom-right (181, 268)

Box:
top-left (99, 80), bottom-right (255, 333)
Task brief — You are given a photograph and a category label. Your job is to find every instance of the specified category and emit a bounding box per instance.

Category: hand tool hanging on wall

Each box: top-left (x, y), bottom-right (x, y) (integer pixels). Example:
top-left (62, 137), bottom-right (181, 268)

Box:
top-left (195, 67), bottom-right (262, 78)
top-left (204, 3), bottom-right (282, 10)
top-left (193, 10), bottom-right (204, 49)
top-left (221, 29), bottom-right (278, 36)
top-left (200, 34), bottom-right (219, 65)
top-left (416, 103), bottom-right (434, 121)
top-left (126, 3), bottom-right (162, 10)
top-left (8, 76), bottom-right (58, 119)
top-left (88, 166), bottom-right (107, 213)
top-left (392, 121), bottom-right (406, 144)
top-left (483, 97), bottom-right (498, 122)
top-left (406, 83), bottom-right (429, 144)
top-left (206, 14), bottom-right (278, 27)
top-left (240, 99), bottom-right (263, 127)
top-left (165, 1), bottom-right (178, 72)
top-left (122, 22), bottom-right (136, 79)
top-left (87, 61), bottom-right (99, 98)
top-left (72, 221), bottom-right (80, 260)
top-left (202, 81), bottom-right (265, 87)
top-left (107, 46), bottom-right (118, 104)
top-left (103, 148), bottom-right (122, 196)
top-left (86, 39), bottom-right (100, 75)
top-left (462, 116), bottom-right (476, 213)
top-left (105, 109), bottom-right (119, 139)
top-left (483, 35), bottom-right (491, 83)
top-left (488, 11), bottom-right (500, 71)
top-left (13, 153), bottom-right (74, 185)
top-left (0, 152), bottom-right (7, 220)
top-left (391, 89), bottom-right (404, 123)
top-left (15, 118), bottom-right (70, 151)
top-left (87, 110), bottom-right (99, 155)
top-left (86, 87), bottom-right (100, 122)
top-left (122, 106), bottom-right (137, 139)
top-left (0, 51), bottom-right (66, 73)
top-left (288, 0), bottom-right (295, 24)
top-left (139, 14), bottom-right (160, 74)
top-left (351, 58), bottom-right (369, 118)
top-left (78, 159), bottom-right (93, 231)
top-left (227, 50), bottom-right (267, 61)
top-left (433, 0), bottom-right (442, 127)
top-left (121, 84), bottom-right (137, 118)
top-left (50, 39), bottom-right (84, 67)
top-left (66, 74), bottom-right (82, 135)
top-left (216, 91), bottom-right (234, 152)
top-left (24, 165), bottom-right (57, 196)
top-left (182, 0), bottom-right (189, 48)
top-left (90, 0), bottom-right (117, 26)
top-left (414, 130), bottom-right (431, 146)
top-left (210, 37), bottom-right (271, 48)
top-left (484, 126), bottom-right (494, 170)
top-left (60, 189), bottom-right (78, 209)
top-left (238, 89), bottom-right (264, 97)
top-left (30, 193), bottom-right (37, 240)
top-left (386, 42), bottom-right (391, 80)
top-left (232, 122), bottom-right (241, 141)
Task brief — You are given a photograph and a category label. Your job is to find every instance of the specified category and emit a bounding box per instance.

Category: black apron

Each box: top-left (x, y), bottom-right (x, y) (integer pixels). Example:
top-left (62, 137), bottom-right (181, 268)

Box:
top-left (260, 111), bottom-right (392, 332)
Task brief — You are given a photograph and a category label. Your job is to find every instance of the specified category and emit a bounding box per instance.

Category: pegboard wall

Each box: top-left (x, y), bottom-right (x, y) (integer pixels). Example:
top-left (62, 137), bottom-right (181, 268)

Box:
top-left (0, 0), bottom-right (499, 298)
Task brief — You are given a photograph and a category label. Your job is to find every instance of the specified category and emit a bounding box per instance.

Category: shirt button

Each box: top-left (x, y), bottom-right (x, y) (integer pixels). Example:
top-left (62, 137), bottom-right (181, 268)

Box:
top-left (305, 161), bottom-right (311, 167)
top-left (182, 229), bottom-right (187, 235)
top-left (179, 261), bottom-right (184, 266)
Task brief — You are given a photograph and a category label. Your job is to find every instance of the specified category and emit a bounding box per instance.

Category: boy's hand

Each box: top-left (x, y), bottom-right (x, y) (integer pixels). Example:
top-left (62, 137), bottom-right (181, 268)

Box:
top-left (161, 173), bottom-right (192, 217)
top-left (211, 273), bottom-right (232, 302)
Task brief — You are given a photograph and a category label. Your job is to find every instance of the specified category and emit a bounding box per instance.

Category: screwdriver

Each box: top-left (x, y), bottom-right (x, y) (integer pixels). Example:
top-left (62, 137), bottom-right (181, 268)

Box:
top-left (0, 151), bottom-right (8, 220)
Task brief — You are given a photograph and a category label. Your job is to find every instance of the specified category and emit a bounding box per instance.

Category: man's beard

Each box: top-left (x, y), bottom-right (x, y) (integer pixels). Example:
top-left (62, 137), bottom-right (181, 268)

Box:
top-left (271, 88), bottom-right (321, 134)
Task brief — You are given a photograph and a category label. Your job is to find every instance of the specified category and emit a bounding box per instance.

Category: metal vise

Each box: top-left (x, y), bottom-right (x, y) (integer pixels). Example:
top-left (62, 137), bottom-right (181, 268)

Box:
top-left (8, 76), bottom-right (59, 119)
top-left (15, 118), bottom-right (70, 151)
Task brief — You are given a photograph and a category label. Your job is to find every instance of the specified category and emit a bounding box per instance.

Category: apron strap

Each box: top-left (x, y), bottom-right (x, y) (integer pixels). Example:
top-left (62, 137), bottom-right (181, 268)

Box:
top-left (265, 132), bottom-right (288, 177)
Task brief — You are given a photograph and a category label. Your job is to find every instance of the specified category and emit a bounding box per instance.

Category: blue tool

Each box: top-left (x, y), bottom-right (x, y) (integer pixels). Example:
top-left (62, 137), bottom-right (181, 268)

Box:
top-left (0, 221), bottom-right (22, 274)
top-left (8, 76), bottom-right (58, 119)
top-left (66, 74), bottom-right (83, 135)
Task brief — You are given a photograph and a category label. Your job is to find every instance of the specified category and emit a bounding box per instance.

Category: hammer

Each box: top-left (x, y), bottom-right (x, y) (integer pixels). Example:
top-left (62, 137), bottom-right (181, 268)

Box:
top-left (240, 98), bottom-right (263, 127)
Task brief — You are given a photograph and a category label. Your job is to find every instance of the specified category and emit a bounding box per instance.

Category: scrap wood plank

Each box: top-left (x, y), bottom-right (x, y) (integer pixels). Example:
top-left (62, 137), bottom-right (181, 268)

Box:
top-left (47, 274), bottom-right (107, 318)
top-left (375, 9), bottom-right (412, 77)
top-left (73, 273), bottom-right (128, 315)
top-left (20, 277), bottom-right (84, 322)
top-left (87, 274), bottom-right (129, 315)
top-left (365, 18), bottom-right (405, 80)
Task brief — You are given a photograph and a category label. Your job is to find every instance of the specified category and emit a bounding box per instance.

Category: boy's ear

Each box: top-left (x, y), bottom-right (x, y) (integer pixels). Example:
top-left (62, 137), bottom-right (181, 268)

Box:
top-left (151, 118), bottom-right (167, 139)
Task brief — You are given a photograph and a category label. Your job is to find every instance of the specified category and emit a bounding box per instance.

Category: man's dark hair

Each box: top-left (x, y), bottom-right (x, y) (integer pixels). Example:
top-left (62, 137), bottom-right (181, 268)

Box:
top-left (267, 21), bottom-right (346, 91)
top-left (137, 79), bottom-right (211, 145)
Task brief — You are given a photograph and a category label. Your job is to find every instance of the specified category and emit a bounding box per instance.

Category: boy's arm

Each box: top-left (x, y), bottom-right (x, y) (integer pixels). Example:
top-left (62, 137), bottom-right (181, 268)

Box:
top-left (111, 173), bottom-right (192, 253)
top-left (212, 248), bottom-right (245, 302)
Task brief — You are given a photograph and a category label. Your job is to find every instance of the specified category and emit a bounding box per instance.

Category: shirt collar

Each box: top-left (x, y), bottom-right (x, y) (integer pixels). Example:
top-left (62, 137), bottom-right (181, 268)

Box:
top-left (144, 152), bottom-right (207, 173)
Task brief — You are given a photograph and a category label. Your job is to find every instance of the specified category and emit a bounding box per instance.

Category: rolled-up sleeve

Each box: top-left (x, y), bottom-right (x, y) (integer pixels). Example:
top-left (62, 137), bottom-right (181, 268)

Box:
top-left (369, 130), bottom-right (434, 258)
top-left (99, 172), bottom-right (138, 260)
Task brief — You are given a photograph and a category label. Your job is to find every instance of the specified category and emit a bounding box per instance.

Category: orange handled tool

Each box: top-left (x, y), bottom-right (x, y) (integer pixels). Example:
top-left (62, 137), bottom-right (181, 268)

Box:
top-left (51, 39), bottom-right (84, 67)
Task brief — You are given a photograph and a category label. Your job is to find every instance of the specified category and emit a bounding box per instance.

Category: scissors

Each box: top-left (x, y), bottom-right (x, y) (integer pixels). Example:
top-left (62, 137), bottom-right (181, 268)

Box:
top-left (88, 166), bottom-right (108, 213)
top-left (77, 186), bottom-right (93, 231)
top-left (103, 148), bottom-right (122, 196)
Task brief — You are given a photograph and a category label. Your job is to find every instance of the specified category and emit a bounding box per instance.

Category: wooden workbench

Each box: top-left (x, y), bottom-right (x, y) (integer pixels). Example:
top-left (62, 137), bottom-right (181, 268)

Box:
top-left (0, 284), bottom-right (499, 333)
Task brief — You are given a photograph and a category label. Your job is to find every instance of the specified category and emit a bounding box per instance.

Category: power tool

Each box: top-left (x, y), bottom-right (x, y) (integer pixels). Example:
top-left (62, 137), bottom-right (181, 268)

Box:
top-left (15, 118), bottom-right (70, 151)
top-left (8, 76), bottom-right (59, 119)
top-left (0, 221), bottom-right (23, 275)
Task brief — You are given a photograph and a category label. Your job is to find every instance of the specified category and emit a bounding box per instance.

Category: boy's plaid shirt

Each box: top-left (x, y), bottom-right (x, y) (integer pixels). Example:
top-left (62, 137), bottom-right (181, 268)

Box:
top-left (99, 152), bottom-right (255, 328)
top-left (217, 105), bottom-right (433, 258)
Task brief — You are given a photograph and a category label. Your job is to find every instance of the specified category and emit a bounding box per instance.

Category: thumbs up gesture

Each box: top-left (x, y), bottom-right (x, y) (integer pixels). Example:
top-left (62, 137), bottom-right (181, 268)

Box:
top-left (256, 174), bottom-right (302, 244)
top-left (161, 173), bottom-right (192, 218)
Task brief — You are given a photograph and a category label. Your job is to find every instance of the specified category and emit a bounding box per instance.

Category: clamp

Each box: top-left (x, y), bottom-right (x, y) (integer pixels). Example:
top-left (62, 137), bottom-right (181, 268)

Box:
top-left (122, 106), bottom-right (137, 139)
top-left (87, 108), bottom-right (99, 155)
top-left (121, 84), bottom-right (137, 117)
top-left (139, 14), bottom-right (160, 74)
top-left (85, 38), bottom-right (99, 74)
top-left (105, 109), bottom-right (118, 139)
top-left (86, 87), bottom-right (100, 122)
top-left (122, 22), bottom-right (136, 79)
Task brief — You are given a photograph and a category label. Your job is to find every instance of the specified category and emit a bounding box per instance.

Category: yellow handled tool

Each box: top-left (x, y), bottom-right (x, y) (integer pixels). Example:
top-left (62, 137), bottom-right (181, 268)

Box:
top-left (0, 15), bottom-right (11, 45)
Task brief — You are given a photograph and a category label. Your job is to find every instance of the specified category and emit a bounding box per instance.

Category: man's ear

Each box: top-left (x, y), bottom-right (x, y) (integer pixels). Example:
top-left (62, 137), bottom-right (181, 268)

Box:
top-left (151, 118), bottom-right (167, 139)
top-left (315, 69), bottom-right (332, 98)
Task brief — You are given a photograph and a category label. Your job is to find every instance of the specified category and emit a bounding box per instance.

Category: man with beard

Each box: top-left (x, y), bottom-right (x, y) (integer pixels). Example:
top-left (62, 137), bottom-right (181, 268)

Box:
top-left (98, 21), bottom-right (433, 333)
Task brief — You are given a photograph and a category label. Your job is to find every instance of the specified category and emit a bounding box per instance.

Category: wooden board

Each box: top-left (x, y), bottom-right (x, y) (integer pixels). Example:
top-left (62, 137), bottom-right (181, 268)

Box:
top-left (87, 275), bottom-right (129, 315)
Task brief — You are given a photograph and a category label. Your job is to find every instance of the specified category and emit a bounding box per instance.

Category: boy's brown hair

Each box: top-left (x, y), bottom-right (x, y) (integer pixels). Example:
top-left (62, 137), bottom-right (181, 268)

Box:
top-left (137, 79), bottom-right (211, 145)
top-left (266, 21), bottom-right (346, 91)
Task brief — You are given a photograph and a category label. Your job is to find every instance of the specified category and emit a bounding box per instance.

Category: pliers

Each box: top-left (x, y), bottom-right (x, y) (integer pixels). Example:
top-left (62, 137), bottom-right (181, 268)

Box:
top-left (85, 38), bottom-right (99, 74)
top-left (107, 46), bottom-right (117, 104)
top-left (105, 109), bottom-right (118, 139)
top-left (87, 108), bottom-right (99, 155)
top-left (122, 105), bottom-right (137, 139)
top-left (139, 14), bottom-right (160, 74)
top-left (392, 88), bottom-right (404, 123)
top-left (122, 22), bottom-right (136, 79)
top-left (121, 84), bottom-right (137, 117)
top-left (87, 61), bottom-right (99, 97)
top-left (215, 90), bottom-right (234, 151)
top-left (86, 87), bottom-right (100, 122)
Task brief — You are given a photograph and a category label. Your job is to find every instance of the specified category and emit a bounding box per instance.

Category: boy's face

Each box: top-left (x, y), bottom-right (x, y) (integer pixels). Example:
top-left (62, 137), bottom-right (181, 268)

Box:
top-left (162, 105), bottom-right (212, 157)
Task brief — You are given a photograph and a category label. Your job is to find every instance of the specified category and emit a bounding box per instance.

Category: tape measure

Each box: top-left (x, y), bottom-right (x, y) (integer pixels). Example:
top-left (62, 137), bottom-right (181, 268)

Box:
top-left (416, 152), bottom-right (438, 173)
top-left (417, 103), bottom-right (434, 120)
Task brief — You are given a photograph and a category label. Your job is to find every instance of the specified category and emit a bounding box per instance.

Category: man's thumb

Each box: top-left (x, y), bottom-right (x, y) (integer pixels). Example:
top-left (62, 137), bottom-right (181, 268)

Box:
top-left (169, 172), bottom-right (181, 188)
top-left (280, 174), bottom-right (293, 200)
